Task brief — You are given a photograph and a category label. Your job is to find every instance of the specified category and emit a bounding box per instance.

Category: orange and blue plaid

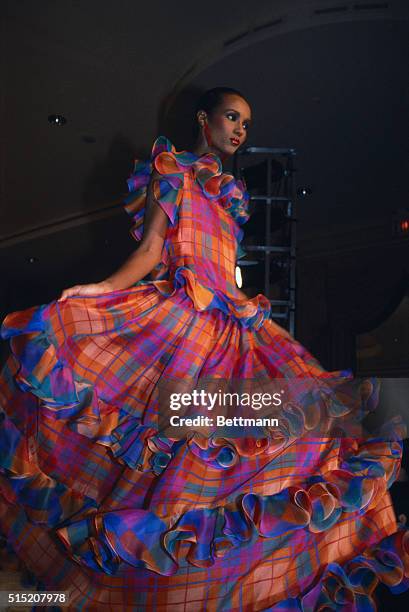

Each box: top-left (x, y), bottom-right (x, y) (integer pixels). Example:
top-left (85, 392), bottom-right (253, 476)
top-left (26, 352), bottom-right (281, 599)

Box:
top-left (0, 136), bottom-right (408, 610)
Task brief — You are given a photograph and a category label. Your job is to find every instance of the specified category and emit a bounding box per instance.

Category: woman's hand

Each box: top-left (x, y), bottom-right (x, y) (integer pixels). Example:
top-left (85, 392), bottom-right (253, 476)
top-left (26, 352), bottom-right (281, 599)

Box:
top-left (58, 173), bottom-right (168, 303)
top-left (58, 280), bottom-right (114, 302)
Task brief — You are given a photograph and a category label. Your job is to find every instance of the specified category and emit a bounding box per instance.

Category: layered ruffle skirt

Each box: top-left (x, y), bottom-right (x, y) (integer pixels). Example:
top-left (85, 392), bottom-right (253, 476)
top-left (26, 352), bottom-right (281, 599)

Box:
top-left (0, 283), bottom-right (408, 611)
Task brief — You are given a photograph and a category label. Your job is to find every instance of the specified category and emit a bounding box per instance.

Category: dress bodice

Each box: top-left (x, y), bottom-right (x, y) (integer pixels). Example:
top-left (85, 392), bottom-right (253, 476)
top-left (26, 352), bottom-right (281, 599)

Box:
top-left (124, 136), bottom-right (271, 329)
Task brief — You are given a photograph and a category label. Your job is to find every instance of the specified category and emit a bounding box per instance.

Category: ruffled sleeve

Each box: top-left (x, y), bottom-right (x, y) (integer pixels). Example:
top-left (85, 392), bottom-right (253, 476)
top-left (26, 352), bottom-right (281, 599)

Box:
top-left (223, 176), bottom-right (250, 228)
top-left (124, 135), bottom-right (250, 252)
top-left (218, 177), bottom-right (250, 262)
top-left (123, 136), bottom-right (185, 243)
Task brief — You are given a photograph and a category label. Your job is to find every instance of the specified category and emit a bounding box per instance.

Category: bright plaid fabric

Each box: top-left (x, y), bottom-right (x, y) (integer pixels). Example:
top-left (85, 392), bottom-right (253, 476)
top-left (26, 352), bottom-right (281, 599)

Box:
top-left (0, 136), bottom-right (408, 610)
top-left (124, 135), bottom-right (271, 330)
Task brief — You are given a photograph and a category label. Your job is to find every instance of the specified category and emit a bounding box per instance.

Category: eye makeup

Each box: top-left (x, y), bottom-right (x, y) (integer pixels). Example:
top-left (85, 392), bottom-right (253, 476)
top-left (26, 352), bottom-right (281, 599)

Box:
top-left (225, 108), bottom-right (252, 130)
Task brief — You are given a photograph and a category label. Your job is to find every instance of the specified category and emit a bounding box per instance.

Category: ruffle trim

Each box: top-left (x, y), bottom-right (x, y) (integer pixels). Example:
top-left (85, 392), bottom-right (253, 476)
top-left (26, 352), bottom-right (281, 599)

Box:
top-left (148, 266), bottom-right (271, 330)
top-left (123, 135), bottom-right (257, 325)
top-left (52, 448), bottom-right (409, 610)
top-left (123, 134), bottom-right (249, 244)
top-left (1, 310), bottom-right (403, 547)
top-left (1, 306), bottom-right (405, 477)
top-left (283, 529), bottom-right (409, 610)
top-left (2, 307), bottom-right (409, 607)
top-left (0, 305), bottom-right (162, 473)
top-left (0, 324), bottom-right (99, 526)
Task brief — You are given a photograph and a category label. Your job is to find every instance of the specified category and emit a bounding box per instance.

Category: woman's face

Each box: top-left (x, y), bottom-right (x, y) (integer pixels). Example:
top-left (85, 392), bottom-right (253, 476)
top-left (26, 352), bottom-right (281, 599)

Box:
top-left (199, 94), bottom-right (252, 158)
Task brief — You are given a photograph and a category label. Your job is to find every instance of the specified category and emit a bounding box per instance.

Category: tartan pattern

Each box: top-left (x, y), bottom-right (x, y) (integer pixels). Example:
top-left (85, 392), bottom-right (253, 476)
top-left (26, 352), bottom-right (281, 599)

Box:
top-left (124, 136), bottom-right (269, 329)
top-left (0, 137), bottom-right (408, 610)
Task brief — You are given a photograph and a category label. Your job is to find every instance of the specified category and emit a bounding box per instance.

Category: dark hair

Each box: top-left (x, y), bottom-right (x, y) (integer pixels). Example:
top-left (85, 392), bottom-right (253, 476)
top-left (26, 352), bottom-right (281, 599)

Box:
top-left (194, 87), bottom-right (249, 118)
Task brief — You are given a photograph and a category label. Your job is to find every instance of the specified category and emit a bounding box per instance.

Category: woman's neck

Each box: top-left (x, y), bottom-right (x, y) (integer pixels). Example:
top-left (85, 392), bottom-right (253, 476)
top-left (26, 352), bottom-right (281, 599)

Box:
top-left (192, 138), bottom-right (228, 163)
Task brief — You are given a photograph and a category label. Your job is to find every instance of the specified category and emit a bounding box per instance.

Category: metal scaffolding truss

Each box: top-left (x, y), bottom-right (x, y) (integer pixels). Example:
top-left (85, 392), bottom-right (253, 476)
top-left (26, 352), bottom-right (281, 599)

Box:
top-left (234, 146), bottom-right (297, 336)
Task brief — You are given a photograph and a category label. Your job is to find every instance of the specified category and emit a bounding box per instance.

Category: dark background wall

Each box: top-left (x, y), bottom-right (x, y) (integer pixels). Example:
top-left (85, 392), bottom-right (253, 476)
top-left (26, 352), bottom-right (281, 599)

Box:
top-left (1, 2), bottom-right (408, 374)
top-left (0, 3), bottom-right (408, 606)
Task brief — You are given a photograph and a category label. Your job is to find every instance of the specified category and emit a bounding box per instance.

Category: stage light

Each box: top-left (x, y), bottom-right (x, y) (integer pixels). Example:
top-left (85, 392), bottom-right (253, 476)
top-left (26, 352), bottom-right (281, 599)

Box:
top-left (297, 186), bottom-right (312, 197)
top-left (235, 265), bottom-right (243, 288)
top-left (392, 208), bottom-right (409, 237)
top-left (399, 219), bottom-right (409, 233)
top-left (48, 114), bottom-right (67, 126)
top-left (236, 259), bottom-right (287, 292)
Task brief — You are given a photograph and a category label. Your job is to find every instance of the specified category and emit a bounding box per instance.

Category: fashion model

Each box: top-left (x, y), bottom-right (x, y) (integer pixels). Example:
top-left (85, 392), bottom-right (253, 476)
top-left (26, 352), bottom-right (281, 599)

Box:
top-left (0, 87), bottom-right (407, 610)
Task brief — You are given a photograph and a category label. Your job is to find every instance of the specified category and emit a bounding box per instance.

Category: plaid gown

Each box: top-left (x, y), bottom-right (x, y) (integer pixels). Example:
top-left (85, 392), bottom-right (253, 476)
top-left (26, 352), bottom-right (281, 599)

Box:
top-left (0, 136), bottom-right (408, 611)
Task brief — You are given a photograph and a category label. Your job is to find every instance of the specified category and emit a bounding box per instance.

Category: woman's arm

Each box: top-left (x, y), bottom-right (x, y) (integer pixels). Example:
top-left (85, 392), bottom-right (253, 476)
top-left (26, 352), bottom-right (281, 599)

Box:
top-left (59, 171), bottom-right (168, 300)
top-left (103, 171), bottom-right (168, 290)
